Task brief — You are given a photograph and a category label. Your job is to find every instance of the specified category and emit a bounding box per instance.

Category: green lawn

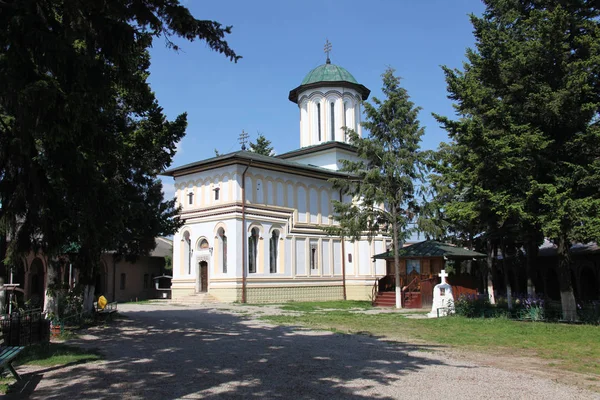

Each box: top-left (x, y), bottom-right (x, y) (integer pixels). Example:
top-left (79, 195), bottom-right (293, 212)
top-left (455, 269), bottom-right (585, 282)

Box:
top-left (1, 343), bottom-right (103, 395)
top-left (18, 343), bottom-right (102, 367)
top-left (261, 301), bottom-right (600, 376)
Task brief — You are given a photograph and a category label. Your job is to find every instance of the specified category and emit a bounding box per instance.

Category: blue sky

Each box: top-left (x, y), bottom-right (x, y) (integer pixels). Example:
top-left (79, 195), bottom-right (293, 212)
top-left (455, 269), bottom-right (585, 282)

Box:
top-left (152, 0), bottom-right (486, 197)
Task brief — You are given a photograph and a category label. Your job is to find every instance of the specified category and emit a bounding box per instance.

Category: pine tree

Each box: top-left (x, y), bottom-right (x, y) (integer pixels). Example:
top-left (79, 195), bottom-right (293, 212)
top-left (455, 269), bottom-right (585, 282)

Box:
top-left (434, 0), bottom-right (600, 319)
top-left (249, 133), bottom-right (274, 156)
top-left (327, 68), bottom-right (425, 308)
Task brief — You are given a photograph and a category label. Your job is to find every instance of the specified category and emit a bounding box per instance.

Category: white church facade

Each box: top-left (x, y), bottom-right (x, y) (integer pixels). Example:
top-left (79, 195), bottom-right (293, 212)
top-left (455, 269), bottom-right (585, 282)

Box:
top-left (162, 56), bottom-right (389, 303)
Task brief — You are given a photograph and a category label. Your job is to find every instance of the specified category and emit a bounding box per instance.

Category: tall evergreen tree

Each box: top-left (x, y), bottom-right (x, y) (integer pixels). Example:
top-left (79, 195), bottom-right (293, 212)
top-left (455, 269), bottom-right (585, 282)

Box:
top-left (0, 0), bottom-right (240, 311)
top-left (434, 0), bottom-right (600, 319)
top-left (249, 133), bottom-right (275, 156)
top-left (327, 68), bottom-right (425, 308)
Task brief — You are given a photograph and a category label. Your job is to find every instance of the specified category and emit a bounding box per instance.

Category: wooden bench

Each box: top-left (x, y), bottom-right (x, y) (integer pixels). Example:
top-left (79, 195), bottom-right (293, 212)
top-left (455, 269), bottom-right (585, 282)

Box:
top-left (0, 330), bottom-right (24, 381)
top-left (93, 301), bottom-right (118, 320)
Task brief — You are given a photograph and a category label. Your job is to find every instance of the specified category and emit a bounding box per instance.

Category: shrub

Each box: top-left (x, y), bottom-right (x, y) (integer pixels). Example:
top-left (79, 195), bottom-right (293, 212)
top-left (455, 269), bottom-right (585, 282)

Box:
top-left (454, 294), bottom-right (491, 318)
top-left (577, 301), bottom-right (600, 324)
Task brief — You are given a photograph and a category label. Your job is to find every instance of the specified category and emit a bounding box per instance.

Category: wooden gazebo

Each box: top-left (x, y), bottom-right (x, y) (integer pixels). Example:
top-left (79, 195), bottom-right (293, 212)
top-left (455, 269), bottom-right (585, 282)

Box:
top-left (372, 240), bottom-right (486, 308)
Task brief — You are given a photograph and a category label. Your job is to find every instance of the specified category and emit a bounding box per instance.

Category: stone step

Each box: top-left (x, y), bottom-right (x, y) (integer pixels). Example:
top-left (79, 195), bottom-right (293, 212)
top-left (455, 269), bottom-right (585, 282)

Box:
top-left (170, 292), bottom-right (218, 304)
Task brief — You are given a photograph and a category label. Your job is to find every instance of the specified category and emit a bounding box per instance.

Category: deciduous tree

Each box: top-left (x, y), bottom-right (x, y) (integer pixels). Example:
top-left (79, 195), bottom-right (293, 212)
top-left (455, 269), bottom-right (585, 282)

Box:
top-left (0, 0), bottom-right (240, 312)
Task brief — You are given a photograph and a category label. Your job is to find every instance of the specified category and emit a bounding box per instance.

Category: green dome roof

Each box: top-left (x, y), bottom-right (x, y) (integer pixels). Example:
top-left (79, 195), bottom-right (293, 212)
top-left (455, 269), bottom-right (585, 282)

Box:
top-left (301, 63), bottom-right (358, 85)
top-left (288, 60), bottom-right (370, 104)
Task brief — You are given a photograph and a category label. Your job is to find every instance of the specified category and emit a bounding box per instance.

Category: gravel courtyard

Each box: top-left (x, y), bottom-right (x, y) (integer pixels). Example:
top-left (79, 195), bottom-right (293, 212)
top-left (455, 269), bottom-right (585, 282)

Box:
top-left (9, 303), bottom-right (600, 399)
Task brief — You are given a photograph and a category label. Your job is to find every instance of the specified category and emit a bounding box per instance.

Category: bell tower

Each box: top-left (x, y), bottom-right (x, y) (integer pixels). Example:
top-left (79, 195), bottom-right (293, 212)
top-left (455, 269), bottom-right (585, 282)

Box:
top-left (288, 41), bottom-right (370, 148)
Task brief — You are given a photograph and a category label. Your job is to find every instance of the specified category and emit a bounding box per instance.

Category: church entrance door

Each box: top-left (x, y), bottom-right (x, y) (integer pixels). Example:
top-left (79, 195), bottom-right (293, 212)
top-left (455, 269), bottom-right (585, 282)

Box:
top-left (200, 262), bottom-right (208, 292)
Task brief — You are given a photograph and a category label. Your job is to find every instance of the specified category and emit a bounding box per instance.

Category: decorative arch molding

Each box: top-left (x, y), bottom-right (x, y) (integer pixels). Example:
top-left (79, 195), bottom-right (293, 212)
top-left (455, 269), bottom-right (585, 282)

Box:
top-left (28, 257), bottom-right (45, 273)
top-left (247, 222), bottom-right (265, 238)
top-left (268, 225), bottom-right (286, 239)
top-left (179, 225), bottom-right (193, 236)
top-left (298, 89), bottom-right (362, 103)
top-left (213, 222), bottom-right (228, 237)
top-left (195, 236), bottom-right (210, 251)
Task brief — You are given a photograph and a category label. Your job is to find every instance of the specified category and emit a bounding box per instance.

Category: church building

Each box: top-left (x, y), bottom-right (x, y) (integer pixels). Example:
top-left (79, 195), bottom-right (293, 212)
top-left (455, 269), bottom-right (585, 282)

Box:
top-left (162, 54), bottom-right (389, 303)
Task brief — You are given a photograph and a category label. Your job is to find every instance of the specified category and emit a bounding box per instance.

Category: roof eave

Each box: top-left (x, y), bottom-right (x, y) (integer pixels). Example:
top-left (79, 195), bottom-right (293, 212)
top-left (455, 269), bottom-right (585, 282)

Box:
top-left (277, 141), bottom-right (358, 159)
top-left (288, 81), bottom-right (371, 104)
top-left (161, 152), bottom-right (356, 180)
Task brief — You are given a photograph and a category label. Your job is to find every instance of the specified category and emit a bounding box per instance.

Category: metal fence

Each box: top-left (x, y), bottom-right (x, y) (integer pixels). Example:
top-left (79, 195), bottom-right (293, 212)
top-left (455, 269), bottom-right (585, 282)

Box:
top-left (0, 308), bottom-right (50, 346)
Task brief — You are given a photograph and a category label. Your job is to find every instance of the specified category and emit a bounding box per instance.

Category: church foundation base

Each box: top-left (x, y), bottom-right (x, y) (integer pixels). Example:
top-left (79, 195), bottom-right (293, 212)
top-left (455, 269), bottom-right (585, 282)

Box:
top-left (345, 285), bottom-right (373, 301)
top-left (246, 285), bottom-right (344, 303)
top-left (209, 287), bottom-right (243, 302)
top-left (209, 285), bottom-right (347, 304)
top-left (170, 287), bottom-right (196, 299)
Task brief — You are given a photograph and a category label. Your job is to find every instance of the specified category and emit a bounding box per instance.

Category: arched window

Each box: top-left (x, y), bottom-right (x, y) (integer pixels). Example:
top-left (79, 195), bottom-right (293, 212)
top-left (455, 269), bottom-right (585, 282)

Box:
top-left (218, 228), bottom-right (227, 273)
top-left (330, 101), bottom-right (335, 140)
top-left (182, 231), bottom-right (191, 274)
top-left (343, 101), bottom-right (349, 141)
top-left (199, 239), bottom-right (209, 250)
top-left (248, 227), bottom-right (259, 273)
top-left (317, 103), bottom-right (322, 141)
top-left (270, 230), bottom-right (280, 273)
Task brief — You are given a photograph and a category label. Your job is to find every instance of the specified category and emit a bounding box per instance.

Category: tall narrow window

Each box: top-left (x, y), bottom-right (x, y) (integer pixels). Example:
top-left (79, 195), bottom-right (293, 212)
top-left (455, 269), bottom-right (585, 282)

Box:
top-left (330, 102), bottom-right (335, 140)
top-left (188, 192), bottom-right (194, 205)
top-left (214, 188), bottom-right (220, 201)
top-left (218, 228), bottom-right (227, 273)
top-left (120, 273), bottom-right (126, 290)
top-left (270, 230), bottom-right (279, 273)
top-left (343, 101), bottom-right (349, 141)
top-left (183, 231), bottom-right (191, 275)
top-left (310, 244), bottom-right (318, 270)
top-left (317, 103), bottom-right (322, 141)
top-left (249, 228), bottom-right (259, 273)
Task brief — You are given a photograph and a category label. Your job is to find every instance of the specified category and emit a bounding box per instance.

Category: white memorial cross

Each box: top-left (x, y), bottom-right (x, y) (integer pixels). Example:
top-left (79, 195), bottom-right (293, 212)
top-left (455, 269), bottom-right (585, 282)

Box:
top-left (439, 269), bottom-right (449, 285)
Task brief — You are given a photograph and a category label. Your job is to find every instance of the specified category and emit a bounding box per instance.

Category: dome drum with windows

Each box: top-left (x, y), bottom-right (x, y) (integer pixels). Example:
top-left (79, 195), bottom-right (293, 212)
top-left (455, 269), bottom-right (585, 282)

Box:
top-left (288, 43), bottom-right (370, 148)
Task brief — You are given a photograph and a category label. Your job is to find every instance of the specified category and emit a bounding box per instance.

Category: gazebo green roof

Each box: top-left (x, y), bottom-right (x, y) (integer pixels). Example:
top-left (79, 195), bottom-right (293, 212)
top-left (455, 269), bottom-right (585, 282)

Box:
top-left (373, 240), bottom-right (486, 260)
top-left (301, 63), bottom-right (359, 85)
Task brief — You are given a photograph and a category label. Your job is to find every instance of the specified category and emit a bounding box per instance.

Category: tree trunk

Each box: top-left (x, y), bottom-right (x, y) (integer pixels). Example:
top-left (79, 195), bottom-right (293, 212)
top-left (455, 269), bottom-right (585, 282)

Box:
top-left (465, 233), bottom-right (473, 274)
top-left (486, 237), bottom-right (496, 304)
top-left (526, 239), bottom-right (537, 296)
top-left (83, 284), bottom-right (96, 314)
top-left (44, 260), bottom-right (60, 317)
top-left (556, 234), bottom-right (577, 321)
top-left (502, 240), bottom-right (512, 310)
top-left (392, 207), bottom-right (402, 309)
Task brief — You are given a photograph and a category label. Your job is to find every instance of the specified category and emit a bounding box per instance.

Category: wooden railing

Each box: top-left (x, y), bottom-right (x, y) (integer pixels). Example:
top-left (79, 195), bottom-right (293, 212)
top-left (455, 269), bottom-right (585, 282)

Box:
top-left (403, 276), bottom-right (420, 293)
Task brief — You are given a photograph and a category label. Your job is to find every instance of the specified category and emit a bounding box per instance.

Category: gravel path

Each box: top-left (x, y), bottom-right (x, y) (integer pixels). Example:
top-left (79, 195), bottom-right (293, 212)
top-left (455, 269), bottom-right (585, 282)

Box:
top-left (8, 303), bottom-right (599, 399)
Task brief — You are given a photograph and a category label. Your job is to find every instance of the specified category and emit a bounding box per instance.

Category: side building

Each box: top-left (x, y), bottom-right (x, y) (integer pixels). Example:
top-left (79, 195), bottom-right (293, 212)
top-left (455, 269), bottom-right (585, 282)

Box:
top-left (0, 237), bottom-right (172, 308)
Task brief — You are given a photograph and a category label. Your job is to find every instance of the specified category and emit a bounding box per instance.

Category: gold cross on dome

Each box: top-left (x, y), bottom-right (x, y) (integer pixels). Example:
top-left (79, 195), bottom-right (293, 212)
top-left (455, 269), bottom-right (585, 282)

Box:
top-left (324, 39), bottom-right (332, 63)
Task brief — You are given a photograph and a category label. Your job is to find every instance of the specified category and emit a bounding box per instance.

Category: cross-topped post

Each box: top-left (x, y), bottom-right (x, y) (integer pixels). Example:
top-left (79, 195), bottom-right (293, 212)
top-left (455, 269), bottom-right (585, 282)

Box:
top-left (439, 269), bottom-right (449, 285)
top-left (238, 129), bottom-right (249, 150)
top-left (324, 39), bottom-right (332, 64)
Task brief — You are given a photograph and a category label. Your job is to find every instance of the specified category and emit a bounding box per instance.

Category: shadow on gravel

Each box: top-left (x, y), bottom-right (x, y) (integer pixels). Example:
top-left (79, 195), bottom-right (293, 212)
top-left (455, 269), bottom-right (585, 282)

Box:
top-left (11, 308), bottom-right (465, 399)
